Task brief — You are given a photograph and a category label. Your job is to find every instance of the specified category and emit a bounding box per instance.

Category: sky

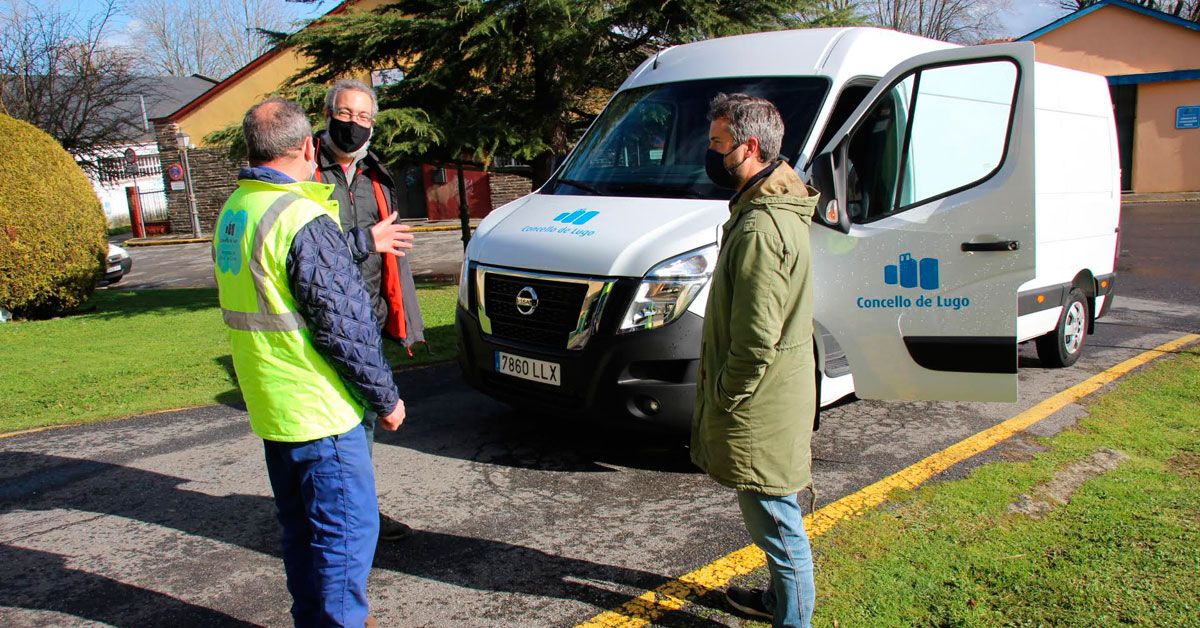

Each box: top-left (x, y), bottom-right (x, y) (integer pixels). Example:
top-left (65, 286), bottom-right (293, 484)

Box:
top-left (998, 1), bottom-right (1074, 39)
top-left (69, 0), bottom-right (1076, 42)
top-left (68, 0), bottom-right (335, 46)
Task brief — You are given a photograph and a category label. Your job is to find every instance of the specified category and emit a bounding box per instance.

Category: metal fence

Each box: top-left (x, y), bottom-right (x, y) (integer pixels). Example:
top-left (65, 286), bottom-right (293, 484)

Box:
top-left (97, 153), bottom-right (164, 185)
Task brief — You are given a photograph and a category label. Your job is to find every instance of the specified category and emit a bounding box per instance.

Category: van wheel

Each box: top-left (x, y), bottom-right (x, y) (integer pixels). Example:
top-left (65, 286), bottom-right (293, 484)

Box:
top-left (1036, 288), bottom-right (1088, 368)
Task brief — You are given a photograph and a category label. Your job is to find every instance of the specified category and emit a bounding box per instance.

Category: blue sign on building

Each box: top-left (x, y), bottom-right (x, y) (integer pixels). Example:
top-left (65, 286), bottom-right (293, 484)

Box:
top-left (1178, 106), bottom-right (1200, 130)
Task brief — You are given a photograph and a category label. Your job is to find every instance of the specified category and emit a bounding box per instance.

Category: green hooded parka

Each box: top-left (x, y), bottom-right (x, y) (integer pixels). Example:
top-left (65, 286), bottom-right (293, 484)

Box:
top-left (690, 161), bottom-right (820, 496)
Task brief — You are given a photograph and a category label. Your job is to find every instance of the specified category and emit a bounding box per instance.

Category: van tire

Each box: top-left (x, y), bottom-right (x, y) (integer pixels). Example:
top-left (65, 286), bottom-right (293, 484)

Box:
top-left (1036, 287), bottom-right (1088, 368)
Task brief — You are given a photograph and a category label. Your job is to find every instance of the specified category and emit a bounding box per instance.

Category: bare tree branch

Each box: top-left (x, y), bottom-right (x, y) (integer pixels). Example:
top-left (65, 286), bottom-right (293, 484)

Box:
top-left (0, 0), bottom-right (150, 170)
top-left (127, 0), bottom-right (298, 79)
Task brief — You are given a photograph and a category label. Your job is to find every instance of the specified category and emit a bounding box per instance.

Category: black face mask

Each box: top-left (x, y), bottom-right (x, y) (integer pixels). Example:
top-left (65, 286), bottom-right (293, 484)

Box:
top-left (327, 117), bottom-right (371, 154)
top-left (705, 145), bottom-right (748, 189)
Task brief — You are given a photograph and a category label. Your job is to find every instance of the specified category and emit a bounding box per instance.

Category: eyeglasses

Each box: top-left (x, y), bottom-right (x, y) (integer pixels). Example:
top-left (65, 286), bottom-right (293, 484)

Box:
top-left (332, 108), bottom-right (375, 125)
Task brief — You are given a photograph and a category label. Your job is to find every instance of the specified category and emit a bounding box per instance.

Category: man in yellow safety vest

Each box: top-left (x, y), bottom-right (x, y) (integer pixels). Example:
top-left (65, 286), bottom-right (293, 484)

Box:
top-left (213, 97), bottom-right (407, 627)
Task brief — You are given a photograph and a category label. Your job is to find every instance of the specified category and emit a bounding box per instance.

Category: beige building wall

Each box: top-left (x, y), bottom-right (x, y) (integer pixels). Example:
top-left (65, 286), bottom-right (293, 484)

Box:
top-left (1031, 5), bottom-right (1200, 75)
top-left (1133, 81), bottom-right (1200, 193)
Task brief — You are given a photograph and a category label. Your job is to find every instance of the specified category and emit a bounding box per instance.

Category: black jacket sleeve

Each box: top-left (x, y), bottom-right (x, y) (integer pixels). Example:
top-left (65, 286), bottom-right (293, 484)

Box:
top-left (287, 215), bottom-right (400, 418)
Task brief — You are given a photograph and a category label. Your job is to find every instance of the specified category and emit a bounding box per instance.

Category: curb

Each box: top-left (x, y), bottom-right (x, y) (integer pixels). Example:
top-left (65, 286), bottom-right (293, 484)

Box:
top-left (410, 225), bottom-right (476, 233)
top-left (412, 273), bottom-right (459, 284)
top-left (123, 225), bottom-right (475, 247)
top-left (123, 238), bottom-right (210, 247)
top-left (1122, 193), bottom-right (1200, 204)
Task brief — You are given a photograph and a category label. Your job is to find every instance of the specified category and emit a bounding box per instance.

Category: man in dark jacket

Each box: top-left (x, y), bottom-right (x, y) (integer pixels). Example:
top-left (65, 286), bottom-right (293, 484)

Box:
top-left (316, 79), bottom-right (424, 542)
top-left (694, 93), bottom-right (819, 628)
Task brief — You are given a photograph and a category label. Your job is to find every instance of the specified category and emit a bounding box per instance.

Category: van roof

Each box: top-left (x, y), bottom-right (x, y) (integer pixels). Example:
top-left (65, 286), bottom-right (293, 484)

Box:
top-left (620, 27), bottom-right (956, 91)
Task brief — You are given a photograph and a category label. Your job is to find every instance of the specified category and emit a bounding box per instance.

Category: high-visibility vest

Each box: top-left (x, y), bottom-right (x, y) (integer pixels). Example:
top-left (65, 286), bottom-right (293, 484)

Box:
top-left (213, 178), bottom-right (363, 442)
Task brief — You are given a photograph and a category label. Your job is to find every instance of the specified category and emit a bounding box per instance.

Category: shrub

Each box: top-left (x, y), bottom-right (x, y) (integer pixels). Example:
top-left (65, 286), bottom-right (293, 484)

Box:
top-left (0, 114), bottom-right (107, 318)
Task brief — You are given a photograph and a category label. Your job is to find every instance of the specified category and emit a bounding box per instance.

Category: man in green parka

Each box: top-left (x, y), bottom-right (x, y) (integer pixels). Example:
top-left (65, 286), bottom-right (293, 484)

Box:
top-left (692, 93), bottom-right (819, 628)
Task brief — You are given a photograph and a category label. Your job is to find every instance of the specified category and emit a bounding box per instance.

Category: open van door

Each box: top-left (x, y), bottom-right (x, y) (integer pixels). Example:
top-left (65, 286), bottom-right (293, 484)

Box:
top-left (808, 42), bottom-right (1036, 402)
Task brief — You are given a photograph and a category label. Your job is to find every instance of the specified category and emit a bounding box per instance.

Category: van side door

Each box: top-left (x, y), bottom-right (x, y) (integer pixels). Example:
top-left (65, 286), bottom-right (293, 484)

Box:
top-left (808, 42), bottom-right (1036, 402)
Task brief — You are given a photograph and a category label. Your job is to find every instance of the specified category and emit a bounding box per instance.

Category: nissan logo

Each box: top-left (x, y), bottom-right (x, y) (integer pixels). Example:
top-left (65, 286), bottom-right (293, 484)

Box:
top-left (515, 286), bottom-right (539, 316)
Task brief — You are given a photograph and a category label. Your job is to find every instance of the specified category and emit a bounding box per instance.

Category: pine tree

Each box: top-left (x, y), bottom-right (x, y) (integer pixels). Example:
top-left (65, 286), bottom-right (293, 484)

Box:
top-left (287, 0), bottom-right (853, 184)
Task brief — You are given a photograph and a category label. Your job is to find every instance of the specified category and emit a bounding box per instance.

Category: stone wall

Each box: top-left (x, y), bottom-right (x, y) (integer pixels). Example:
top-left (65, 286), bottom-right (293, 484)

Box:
top-left (154, 121), bottom-right (245, 236)
top-left (488, 172), bottom-right (533, 210)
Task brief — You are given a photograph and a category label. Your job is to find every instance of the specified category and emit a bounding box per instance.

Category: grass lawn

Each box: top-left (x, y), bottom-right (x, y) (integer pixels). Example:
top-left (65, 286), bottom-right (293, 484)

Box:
top-left (0, 284), bottom-right (459, 433)
top-left (726, 348), bottom-right (1200, 627)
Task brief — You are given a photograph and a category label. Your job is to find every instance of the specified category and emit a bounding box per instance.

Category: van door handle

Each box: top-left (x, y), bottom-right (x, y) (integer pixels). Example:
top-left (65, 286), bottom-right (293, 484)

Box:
top-left (961, 240), bottom-right (1020, 252)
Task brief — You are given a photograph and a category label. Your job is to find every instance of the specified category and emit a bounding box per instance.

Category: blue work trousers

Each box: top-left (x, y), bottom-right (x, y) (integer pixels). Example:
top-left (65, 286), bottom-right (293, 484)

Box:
top-left (737, 490), bottom-right (816, 628)
top-left (264, 425), bottom-right (380, 628)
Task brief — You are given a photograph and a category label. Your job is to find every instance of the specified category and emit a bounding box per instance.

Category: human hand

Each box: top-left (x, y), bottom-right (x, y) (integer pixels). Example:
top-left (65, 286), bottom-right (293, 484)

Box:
top-left (379, 400), bottom-right (406, 431)
top-left (371, 213), bottom-right (414, 257)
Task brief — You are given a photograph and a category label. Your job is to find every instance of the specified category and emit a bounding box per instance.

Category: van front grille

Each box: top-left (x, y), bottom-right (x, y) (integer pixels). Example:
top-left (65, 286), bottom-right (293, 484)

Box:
top-left (483, 274), bottom-right (590, 349)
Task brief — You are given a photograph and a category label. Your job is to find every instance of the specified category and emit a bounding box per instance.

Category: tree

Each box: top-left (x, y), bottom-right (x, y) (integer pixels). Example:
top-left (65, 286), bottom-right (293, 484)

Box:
top-left (128, 0), bottom-right (299, 79)
top-left (286, 0), bottom-right (849, 185)
top-left (0, 0), bottom-right (143, 170)
top-left (1060, 0), bottom-right (1200, 21)
top-left (857, 0), bottom-right (1011, 43)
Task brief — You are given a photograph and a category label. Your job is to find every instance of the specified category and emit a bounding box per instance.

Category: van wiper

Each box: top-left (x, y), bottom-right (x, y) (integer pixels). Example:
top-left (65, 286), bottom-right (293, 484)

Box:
top-left (555, 178), bottom-right (603, 195)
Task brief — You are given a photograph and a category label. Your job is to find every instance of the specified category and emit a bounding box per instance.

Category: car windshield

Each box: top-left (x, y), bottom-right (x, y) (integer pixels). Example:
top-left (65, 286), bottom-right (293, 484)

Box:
top-left (545, 77), bottom-right (828, 200)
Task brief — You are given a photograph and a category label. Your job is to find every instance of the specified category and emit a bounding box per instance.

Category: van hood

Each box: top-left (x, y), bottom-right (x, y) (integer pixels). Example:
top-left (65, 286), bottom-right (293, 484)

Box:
top-left (469, 193), bottom-right (730, 278)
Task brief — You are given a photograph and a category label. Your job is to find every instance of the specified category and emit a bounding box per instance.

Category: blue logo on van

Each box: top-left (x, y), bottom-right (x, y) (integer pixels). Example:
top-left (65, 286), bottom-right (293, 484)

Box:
top-left (554, 209), bottom-right (599, 225)
top-left (884, 253), bottom-right (939, 291)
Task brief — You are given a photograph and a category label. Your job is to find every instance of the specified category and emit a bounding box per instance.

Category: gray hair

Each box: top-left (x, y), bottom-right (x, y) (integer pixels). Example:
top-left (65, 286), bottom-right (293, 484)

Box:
top-left (243, 97), bottom-right (312, 164)
top-left (324, 79), bottom-right (378, 116)
top-left (707, 93), bottom-right (784, 162)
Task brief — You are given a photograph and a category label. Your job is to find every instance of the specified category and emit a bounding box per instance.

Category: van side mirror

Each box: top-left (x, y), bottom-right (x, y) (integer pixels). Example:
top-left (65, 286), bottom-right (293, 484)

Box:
top-left (809, 149), bottom-right (851, 234)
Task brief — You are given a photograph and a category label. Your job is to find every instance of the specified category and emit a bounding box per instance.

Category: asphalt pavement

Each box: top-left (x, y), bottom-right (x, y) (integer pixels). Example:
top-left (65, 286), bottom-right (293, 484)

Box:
top-left (107, 227), bottom-right (468, 290)
top-left (2, 202), bottom-right (1197, 626)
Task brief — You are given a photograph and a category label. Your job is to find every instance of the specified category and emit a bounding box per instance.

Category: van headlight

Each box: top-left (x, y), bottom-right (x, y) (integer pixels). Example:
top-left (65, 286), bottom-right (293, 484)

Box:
top-left (457, 257), bottom-right (470, 309)
top-left (618, 244), bottom-right (717, 334)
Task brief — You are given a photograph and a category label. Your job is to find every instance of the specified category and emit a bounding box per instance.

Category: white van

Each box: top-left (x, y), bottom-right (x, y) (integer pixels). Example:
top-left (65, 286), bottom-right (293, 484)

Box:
top-left (454, 28), bottom-right (1120, 429)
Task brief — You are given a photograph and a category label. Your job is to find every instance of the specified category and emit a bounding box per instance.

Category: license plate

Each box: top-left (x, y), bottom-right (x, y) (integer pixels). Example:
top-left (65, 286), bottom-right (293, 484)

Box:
top-left (495, 351), bottom-right (560, 386)
top-left (107, 264), bottom-right (121, 273)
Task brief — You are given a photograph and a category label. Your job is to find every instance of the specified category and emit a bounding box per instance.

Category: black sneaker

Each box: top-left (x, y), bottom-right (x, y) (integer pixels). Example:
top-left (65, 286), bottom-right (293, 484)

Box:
top-left (725, 586), bottom-right (772, 620)
top-left (378, 514), bottom-right (413, 542)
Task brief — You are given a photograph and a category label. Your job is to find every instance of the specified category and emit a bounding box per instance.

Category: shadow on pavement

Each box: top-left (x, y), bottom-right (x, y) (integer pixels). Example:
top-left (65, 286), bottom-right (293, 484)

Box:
top-left (384, 363), bottom-right (701, 475)
top-left (0, 543), bottom-right (258, 627)
top-left (0, 451), bottom-right (726, 626)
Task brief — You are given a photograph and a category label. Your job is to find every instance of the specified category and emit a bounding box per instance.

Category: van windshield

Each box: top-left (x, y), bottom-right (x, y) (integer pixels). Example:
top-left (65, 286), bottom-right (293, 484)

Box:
top-left (545, 77), bottom-right (828, 200)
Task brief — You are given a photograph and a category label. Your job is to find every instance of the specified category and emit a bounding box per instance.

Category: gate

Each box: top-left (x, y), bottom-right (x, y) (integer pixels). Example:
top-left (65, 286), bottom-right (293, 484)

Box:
top-left (138, 183), bottom-right (169, 223)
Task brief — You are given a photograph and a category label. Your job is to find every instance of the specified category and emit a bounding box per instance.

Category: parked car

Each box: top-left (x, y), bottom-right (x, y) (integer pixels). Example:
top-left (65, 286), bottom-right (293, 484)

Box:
top-left (104, 243), bottom-right (132, 283)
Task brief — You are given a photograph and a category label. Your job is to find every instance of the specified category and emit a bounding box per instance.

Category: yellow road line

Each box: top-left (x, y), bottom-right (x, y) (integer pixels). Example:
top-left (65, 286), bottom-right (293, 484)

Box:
top-left (578, 333), bottom-right (1200, 628)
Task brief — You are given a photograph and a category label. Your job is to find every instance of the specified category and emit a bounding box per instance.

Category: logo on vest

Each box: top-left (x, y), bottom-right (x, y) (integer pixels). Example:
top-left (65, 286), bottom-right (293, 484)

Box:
top-left (216, 210), bottom-right (248, 275)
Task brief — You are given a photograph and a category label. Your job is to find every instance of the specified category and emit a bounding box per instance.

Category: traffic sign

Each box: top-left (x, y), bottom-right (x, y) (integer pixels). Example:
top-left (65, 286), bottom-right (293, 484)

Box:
top-left (167, 162), bottom-right (185, 182)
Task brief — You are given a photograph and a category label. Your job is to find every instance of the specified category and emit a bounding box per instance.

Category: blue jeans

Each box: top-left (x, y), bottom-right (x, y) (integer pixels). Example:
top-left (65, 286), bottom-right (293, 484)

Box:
top-left (737, 490), bottom-right (816, 628)
top-left (264, 425), bottom-right (380, 628)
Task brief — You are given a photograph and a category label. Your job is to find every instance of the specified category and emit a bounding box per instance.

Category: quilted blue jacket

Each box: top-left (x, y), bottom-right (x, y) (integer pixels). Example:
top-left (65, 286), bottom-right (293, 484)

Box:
top-left (237, 167), bottom-right (400, 418)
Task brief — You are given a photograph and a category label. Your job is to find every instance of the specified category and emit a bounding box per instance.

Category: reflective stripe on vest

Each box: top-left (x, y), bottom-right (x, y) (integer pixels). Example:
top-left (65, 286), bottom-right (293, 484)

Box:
top-left (221, 194), bottom-right (307, 332)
